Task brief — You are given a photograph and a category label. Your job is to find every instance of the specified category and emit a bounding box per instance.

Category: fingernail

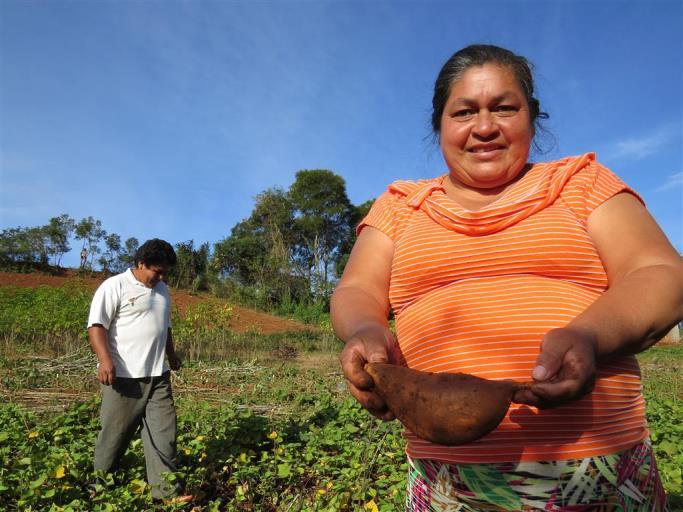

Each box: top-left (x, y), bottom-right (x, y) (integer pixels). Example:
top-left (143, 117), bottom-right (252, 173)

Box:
top-left (532, 365), bottom-right (547, 381)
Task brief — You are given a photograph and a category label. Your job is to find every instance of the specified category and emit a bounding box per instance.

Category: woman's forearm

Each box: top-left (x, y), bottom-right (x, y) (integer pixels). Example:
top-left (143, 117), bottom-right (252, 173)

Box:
top-left (331, 285), bottom-right (391, 343)
top-left (568, 262), bottom-right (683, 358)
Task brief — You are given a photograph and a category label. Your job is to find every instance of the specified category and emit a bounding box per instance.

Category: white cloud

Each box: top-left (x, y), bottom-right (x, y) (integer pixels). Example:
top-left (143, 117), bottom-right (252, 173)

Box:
top-left (654, 172), bottom-right (683, 193)
top-left (606, 124), bottom-right (680, 162)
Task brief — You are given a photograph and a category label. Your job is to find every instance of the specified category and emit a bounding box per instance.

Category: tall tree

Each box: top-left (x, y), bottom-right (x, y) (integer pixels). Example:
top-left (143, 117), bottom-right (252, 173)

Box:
top-left (44, 214), bottom-right (76, 267)
top-left (74, 217), bottom-right (106, 270)
top-left (288, 170), bottom-right (354, 300)
top-left (212, 188), bottom-right (305, 306)
top-left (116, 237), bottom-right (139, 271)
top-left (170, 240), bottom-right (211, 291)
top-left (99, 233), bottom-right (122, 274)
top-left (213, 188), bottom-right (295, 283)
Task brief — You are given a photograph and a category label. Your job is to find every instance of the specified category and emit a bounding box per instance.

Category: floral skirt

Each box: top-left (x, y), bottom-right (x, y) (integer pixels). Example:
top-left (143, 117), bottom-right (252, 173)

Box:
top-left (406, 439), bottom-right (669, 511)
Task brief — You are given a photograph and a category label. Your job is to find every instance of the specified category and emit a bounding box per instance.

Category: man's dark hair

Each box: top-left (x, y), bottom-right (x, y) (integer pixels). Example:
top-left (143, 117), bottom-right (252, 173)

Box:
top-left (134, 239), bottom-right (177, 267)
top-left (431, 44), bottom-right (550, 149)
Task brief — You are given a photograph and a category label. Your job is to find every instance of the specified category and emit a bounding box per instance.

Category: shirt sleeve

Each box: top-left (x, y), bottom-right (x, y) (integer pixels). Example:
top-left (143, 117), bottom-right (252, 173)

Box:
top-left (87, 279), bottom-right (119, 330)
top-left (357, 189), bottom-right (405, 240)
top-left (559, 160), bottom-right (644, 225)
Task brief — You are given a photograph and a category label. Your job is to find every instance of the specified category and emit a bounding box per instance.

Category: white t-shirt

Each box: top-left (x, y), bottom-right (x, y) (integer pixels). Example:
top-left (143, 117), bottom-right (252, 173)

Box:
top-left (87, 269), bottom-right (171, 378)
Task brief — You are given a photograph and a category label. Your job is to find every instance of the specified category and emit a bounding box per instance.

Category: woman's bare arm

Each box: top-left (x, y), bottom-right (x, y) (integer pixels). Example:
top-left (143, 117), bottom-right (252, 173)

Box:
top-left (332, 226), bottom-right (397, 419)
top-left (519, 193), bottom-right (683, 407)
top-left (572, 193), bottom-right (683, 356)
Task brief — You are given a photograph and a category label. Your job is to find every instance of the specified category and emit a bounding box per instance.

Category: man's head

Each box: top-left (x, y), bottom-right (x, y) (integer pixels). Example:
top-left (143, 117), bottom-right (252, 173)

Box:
top-left (133, 239), bottom-right (176, 287)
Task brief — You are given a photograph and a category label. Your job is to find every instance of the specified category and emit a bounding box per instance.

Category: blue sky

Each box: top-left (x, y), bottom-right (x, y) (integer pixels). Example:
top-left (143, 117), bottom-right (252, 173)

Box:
top-left (1, 0), bottom-right (681, 268)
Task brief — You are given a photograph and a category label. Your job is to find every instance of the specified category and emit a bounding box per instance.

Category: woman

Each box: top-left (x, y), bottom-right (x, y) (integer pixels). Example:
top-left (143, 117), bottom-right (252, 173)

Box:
top-left (332, 45), bottom-right (682, 511)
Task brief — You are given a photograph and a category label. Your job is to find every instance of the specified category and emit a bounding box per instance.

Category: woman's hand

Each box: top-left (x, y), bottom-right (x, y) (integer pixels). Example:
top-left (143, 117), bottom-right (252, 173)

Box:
top-left (339, 324), bottom-right (401, 421)
top-left (514, 327), bottom-right (597, 408)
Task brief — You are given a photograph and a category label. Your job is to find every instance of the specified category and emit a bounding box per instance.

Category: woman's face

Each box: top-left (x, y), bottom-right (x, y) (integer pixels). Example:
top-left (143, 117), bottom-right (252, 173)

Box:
top-left (439, 63), bottom-right (533, 190)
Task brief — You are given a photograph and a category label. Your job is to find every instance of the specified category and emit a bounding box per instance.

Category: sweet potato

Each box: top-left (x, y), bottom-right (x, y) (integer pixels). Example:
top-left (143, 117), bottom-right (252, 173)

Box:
top-left (365, 363), bottom-right (525, 446)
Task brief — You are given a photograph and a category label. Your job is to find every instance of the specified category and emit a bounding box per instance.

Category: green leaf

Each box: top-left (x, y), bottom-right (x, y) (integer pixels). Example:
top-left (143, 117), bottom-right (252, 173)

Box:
top-left (277, 463), bottom-right (291, 477)
top-left (658, 440), bottom-right (679, 457)
top-left (129, 479), bottom-right (147, 494)
top-left (29, 474), bottom-right (46, 489)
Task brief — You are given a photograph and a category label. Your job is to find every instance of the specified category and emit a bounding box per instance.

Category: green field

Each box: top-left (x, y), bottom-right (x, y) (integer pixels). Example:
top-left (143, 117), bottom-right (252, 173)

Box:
top-left (0, 285), bottom-right (681, 511)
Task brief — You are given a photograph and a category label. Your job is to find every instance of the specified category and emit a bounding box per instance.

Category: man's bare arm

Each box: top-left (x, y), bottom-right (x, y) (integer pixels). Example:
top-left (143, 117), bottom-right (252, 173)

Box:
top-left (88, 325), bottom-right (116, 385)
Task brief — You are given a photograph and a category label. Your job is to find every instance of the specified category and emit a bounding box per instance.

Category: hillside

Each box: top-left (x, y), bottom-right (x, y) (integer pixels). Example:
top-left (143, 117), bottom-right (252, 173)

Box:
top-left (0, 270), bottom-right (312, 335)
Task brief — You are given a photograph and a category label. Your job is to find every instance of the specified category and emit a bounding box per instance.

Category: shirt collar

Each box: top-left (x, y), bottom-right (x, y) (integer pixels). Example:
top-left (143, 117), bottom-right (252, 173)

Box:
top-left (124, 268), bottom-right (147, 288)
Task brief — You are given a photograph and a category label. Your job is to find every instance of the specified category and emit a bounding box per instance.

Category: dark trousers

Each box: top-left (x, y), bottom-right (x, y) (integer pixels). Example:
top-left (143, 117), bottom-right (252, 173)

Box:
top-left (94, 371), bottom-right (180, 499)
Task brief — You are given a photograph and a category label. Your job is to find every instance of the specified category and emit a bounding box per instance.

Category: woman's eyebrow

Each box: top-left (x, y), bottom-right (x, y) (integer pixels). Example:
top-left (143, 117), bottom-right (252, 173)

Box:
top-left (450, 91), bottom-right (520, 105)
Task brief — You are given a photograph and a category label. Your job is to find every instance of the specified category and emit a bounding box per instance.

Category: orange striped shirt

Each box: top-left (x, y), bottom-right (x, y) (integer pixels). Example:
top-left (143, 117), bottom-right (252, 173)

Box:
top-left (359, 153), bottom-right (648, 463)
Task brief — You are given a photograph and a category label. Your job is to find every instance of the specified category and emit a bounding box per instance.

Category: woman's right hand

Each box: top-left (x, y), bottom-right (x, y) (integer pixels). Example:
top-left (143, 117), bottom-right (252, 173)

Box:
top-left (339, 323), bottom-right (401, 421)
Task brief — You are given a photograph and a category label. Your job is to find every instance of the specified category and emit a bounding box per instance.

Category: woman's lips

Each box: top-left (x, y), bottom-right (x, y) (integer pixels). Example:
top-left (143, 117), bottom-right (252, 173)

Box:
top-left (468, 145), bottom-right (505, 159)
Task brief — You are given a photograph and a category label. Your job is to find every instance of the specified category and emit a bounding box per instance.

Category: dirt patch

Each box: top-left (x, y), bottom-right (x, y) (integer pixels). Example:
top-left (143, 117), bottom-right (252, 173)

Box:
top-left (0, 270), bottom-right (101, 290)
top-left (0, 270), bottom-right (313, 335)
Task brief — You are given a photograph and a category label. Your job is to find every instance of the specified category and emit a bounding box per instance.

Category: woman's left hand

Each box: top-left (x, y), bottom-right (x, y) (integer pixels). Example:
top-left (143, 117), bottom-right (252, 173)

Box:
top-left (514, 327), bottom-right (598, 408)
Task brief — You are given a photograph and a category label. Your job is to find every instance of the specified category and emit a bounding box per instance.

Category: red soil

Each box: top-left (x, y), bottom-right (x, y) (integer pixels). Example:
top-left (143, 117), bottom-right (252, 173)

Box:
top-left (0, 270), bottom-right (312, 335)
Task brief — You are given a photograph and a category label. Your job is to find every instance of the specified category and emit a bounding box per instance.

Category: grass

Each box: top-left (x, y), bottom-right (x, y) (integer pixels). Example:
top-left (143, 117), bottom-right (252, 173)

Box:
top-left (637, 343), bottom-right (683, 400)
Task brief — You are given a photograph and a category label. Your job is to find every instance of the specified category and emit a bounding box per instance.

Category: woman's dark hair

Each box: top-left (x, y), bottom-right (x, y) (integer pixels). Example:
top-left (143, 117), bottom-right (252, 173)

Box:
top-left (431, 44), bottom-right (549, 143)
top-left (134, 239), bottom-right (177, 267)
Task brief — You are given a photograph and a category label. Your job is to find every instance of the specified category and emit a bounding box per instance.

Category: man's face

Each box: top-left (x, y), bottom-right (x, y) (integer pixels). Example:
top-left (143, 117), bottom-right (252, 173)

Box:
top-left (135, 262), bottom-right (170, 288)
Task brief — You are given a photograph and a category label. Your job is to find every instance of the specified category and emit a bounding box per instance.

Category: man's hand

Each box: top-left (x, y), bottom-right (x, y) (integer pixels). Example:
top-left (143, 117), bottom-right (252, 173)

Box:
top-left (514, 327), bottom-right (598, 408)
top-left (89, 325), bottom-right (116, 385)
top-left (97, 359), bottom-right (116, 385)
top-left (165, 328), bottom-right (182, 371)
top-left (168, 351), bottom-right (182, 371)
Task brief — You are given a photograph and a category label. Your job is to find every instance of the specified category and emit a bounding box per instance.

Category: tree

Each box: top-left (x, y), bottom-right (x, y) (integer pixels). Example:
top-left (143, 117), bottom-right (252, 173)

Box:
top-left (0, 228), bottom-right (26, 266)
top-left (288, 170), bottom-right (355, 301)
top-left (213, 188), bottom-right (295, 283)
top-left (0, 226), bottom-right (48, 269)
top-left (213, 219), bottom-right (264, 284)
top-left (213, 173), bottom-right (363, 308)
top-left (99, 233), bottom-right (122, 274)
top-left (44, 214), bottom-right (75, 267)
top-left (212, 188), bottom-right (306, 306)
top-left (116, 237), bottom-right (139, 271)
top-left (74, 217), bottom-right (106, 270)
top-left (170, 240), bottom-right (211, 291)
top-left (1, 216), bottom-right (77, 270)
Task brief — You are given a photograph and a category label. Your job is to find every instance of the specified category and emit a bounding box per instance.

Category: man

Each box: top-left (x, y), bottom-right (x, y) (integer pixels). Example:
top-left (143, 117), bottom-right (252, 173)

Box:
top-left (87, 238), bottom-right (192, 504)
